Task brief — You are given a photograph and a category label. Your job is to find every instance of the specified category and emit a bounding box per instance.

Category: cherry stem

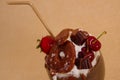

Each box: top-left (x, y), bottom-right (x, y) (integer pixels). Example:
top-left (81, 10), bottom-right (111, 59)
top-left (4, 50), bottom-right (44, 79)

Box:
top-left (86, 40), bottom-right (89, 52)
top-left (97, 31), bottom-right (107, 39)
top-left (37, 39), bottom-right (41, 42)
top-left (36, 39), bottom-right (41, 49)
top-left (7, 1), bottom-right (54, 37)
top-left (93, 31), bottom-right (107, 43)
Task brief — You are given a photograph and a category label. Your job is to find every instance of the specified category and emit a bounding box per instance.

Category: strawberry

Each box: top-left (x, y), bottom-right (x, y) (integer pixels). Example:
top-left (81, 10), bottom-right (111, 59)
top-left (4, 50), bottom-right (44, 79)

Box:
top-left (37, 36), bottom-right (55, 54)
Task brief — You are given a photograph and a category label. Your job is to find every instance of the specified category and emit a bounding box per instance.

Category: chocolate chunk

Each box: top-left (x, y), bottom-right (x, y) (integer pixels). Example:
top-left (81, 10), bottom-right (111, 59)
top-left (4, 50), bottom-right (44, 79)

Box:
top-left (80, 58), bottom-right (92, 69)
top-left (75, 58), bottom-right (81, 69)
top-left (75, 58), bottom-right (92, 69)
top-left (70, 30), bottom-right (89, 45)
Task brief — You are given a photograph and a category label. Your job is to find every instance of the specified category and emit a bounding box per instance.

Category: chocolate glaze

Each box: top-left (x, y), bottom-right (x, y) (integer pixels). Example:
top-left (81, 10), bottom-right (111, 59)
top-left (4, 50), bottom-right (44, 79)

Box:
top-left (45, 41), bottom-right (76, 73)
top-left (55, 29), bottom-right (73, 45)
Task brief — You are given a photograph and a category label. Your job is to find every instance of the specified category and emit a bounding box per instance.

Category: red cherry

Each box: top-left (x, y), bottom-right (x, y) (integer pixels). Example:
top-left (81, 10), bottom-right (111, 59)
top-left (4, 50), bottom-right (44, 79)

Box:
top-left (81, 47), bottom-right (87, 52)
top-left (78, 51), bottom-right (85, 58)
top-left (40, 36), bottom-right (55, 54)
top-left (87, 36), bottom-right (101, 51)
top-left (78, 47), bottom-right (86, 58)
top-left (85, 51), bottom-right (95, 62)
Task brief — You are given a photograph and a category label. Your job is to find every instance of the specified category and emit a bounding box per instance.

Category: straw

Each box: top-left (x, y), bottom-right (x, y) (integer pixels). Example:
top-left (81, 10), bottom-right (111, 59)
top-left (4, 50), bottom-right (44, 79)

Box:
top-left (7, 1), bottom-right (54, 37)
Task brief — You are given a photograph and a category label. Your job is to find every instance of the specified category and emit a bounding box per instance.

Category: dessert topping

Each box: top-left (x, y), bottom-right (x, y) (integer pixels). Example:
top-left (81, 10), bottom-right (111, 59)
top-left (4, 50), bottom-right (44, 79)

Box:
top-left (78, 51), bottom-right (85, 59)
top-left (45, 41), bottom-right (76, 73)
top-left (78, 47), bottom-right (94, 62)
top-left (85, 51), bottom-right (95, 62)
top-left (86, 31), bottom-right (107, 51)
top-left (80, 58), bottom-right (92, 69)
top-left (70, 30), bottom-right (89, 45)
top-left (75, 58), bottom-right (81, 69)
top-left (37, 36), bottom-right (55, 54)
top-left (75, 56), bottom-right (92, 69)
top-left (87, 36), bottom-right (101, 51)
top-left (55, 29), bottom-right (73, 45)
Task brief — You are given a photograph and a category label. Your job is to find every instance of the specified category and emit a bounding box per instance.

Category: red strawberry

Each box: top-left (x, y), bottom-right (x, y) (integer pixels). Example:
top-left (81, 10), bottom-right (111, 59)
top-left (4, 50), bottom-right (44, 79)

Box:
top-left (37, 36), bottom-right (55, 54)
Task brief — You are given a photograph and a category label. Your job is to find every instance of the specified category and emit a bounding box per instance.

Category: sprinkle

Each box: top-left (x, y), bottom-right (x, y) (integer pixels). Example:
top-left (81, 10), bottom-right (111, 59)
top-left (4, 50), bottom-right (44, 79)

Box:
top-left (51, 53), bottom-right (56, 57)
top-left (59, 51), bottom-right (65, 58)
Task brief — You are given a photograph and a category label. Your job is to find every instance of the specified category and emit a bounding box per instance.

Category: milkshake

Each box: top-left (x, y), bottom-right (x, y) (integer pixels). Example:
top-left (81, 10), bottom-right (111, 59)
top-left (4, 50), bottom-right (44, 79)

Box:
top-left (37, 29), bottom-right (105, 80)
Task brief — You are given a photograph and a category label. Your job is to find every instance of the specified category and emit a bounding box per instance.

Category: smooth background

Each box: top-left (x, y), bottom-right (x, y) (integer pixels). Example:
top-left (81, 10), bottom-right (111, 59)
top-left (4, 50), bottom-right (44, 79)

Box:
top-left (0, 0), bottom-right (120, 80)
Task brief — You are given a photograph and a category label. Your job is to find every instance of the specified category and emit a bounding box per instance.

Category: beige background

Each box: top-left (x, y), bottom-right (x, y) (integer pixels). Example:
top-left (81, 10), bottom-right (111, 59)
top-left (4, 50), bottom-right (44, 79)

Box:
top-left (0, 0), bottom-right (120, 80)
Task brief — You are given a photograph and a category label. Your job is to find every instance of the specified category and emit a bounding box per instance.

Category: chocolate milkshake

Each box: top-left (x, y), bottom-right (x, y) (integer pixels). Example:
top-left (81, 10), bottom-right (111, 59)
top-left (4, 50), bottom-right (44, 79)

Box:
top-left (37, 29), bottom-right (105, 80)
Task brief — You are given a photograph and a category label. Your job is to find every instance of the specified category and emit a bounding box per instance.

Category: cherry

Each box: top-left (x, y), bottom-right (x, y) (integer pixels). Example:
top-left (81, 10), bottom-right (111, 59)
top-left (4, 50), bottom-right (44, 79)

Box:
top-left (78, 47), bottom-right (94, 62)
top-left (84, 51), bottom-right (95, 62)
top-left (87, 36), bottom-right (101, 51)
top-left (86, 31), bottom-right (107, 51)
top-left (76, 51), bottom-right (94, 69)
top-left (78, 52), bottom-right (85, 59)
top-left (81, 47), bottom-right (88, 52)
top-left (37, 36), bottom-right (55, 54)
top-left (78, 47), bottom-right (87, 58)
